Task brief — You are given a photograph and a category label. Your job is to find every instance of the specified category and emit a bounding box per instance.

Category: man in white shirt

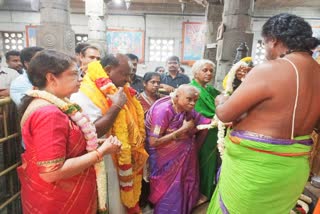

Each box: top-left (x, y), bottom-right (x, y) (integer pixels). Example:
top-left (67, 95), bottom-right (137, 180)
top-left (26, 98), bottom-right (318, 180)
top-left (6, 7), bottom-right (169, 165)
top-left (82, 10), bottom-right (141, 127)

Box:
top-left (0, 62), bottom-right (20, 97)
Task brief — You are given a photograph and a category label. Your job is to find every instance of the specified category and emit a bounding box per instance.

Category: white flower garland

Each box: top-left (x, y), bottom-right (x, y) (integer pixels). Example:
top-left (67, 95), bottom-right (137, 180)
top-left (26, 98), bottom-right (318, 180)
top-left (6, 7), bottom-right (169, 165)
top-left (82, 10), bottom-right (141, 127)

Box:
top-left (215, 73), bottom-right (235, 157)
top-left (215, 114), bottom-right (226, 157)
top-left (26, 90), bottom-right (108, 213)
top-left (196, 105), bottom-right (227, 157)
top-left (197, 61), bottom-right (241, 157)
top-left (216, 60), bottom-right (251, 157)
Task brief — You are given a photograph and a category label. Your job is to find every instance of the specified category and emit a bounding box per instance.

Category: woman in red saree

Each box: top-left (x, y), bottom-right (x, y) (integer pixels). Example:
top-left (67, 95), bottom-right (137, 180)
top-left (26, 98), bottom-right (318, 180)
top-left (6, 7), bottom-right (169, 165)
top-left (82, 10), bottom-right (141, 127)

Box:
top-left (17, 50), bottom-right (121, 214)
top-left (136, 72), bottom-right (162, 207)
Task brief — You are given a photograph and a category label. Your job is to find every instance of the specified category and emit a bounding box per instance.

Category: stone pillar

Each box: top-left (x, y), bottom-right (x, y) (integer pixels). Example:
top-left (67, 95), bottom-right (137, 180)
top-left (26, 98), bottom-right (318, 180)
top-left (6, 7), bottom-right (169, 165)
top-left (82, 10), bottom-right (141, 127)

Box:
top-left (37, 0), bottom-right (75, 55)
top-left (233, 42), bottom-right (249, 64)
top-left (85, 0), bottom-right (107, 56)
top-left (214, 0), bottom-right (254, 90)
top-left (203, 1), bottom-right (223, 64)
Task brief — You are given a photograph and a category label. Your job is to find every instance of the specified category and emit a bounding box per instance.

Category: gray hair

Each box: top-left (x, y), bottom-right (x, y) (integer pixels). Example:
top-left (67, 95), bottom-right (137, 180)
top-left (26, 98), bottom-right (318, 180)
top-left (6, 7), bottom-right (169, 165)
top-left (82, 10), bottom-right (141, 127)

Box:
top-left (170, 89), bottom-right (177, 99)
top-left (170, 84), bottom-right (200, 99)
top-left (191, 59), bottom-right (216, 77)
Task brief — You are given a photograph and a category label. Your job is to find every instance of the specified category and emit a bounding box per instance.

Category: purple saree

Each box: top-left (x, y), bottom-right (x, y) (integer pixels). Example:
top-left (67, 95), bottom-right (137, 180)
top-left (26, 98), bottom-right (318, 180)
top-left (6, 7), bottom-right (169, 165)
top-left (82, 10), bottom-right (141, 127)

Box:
top-left (145, 96), bottom-right (210, 214)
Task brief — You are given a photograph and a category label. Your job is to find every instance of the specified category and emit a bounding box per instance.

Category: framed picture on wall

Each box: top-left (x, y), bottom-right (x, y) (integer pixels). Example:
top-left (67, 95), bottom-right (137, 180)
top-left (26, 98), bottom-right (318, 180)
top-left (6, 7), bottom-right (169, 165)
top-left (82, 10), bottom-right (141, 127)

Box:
top-left (25, 25), bottom-right (38, 47)
top-left (107, 29), bottom-right (145, 62)
top-left (312, 25), bottom-right (320, 39)
top-left (181, 22), bottom-right (206, 62)
top-left (312, 26), bottom-right (320, 64)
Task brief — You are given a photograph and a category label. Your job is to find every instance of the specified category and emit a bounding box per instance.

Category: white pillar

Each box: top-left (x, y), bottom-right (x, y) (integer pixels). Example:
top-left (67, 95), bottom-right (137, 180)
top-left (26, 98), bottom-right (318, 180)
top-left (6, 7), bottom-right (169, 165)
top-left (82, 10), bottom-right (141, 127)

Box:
top-left (85, 0), bottom-right (108, 55)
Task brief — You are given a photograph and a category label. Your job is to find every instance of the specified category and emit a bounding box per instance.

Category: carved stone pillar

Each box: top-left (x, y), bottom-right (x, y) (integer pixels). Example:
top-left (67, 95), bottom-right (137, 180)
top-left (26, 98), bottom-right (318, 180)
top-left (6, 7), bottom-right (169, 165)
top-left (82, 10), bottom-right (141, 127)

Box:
top-left (37, 0), bottom-right (75, 55)
top-left (214, 0), bottom-right (254, 90)
top-left (85, 0), bottom-right (107, 56)
top-left (203, 1), bottom-right (223, 64)
top-left (233, 42), bottom-right (249, 64)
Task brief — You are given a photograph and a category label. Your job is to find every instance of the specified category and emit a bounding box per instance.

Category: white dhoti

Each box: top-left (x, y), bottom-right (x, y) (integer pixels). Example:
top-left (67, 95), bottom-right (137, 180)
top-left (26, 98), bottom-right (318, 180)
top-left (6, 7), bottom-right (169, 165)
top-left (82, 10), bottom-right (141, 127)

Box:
top-left (104, 155), bottom-right (126, 214)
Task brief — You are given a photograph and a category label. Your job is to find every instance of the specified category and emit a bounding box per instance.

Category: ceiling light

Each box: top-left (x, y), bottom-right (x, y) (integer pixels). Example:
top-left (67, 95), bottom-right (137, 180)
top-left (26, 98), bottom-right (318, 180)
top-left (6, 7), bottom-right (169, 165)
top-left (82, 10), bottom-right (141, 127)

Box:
top-left (125, 0), bottom-right (131, 10)
top-left (181, 2), bottom-right (186, 13)
top-left (113, 0), bottom-right (123, 5)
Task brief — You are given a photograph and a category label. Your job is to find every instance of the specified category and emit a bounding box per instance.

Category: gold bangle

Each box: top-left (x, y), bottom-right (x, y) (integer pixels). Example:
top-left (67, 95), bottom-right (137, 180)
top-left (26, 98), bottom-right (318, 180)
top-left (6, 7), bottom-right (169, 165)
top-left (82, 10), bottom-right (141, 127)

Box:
top-left (94, 149), bottom-right (103, 162)
top-left (113, 103), bottom-right (122, 110)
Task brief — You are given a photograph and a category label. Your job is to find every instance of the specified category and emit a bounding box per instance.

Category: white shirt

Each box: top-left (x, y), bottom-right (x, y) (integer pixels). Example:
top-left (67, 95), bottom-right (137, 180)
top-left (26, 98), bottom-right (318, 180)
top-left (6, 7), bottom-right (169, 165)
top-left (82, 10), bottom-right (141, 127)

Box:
top-left (10, 70), bottom-right (33, 106)
top-left (70, 91), bottom-right (102, 123)
top-left (70, 90), bottom-right (126, 214)
top-left (0, 67), bottom-right (20, 90)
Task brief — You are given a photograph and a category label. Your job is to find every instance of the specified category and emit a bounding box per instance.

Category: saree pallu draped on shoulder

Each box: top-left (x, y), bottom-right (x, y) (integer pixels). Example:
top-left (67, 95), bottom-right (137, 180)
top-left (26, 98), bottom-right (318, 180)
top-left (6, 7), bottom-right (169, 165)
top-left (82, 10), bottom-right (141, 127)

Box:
top-left (190, 79), bottom-right (220, 198)
top-left (146, 96), bottom-right (210, 214)
top-left (18, 106), bottom-right (97, 214)
top-left (207, 130), bottom-right (313, 214)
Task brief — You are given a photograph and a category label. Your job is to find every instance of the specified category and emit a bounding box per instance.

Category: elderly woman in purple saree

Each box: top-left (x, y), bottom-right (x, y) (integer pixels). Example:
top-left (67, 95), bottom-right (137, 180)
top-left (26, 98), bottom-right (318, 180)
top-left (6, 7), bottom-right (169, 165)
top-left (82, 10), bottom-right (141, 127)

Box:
top-left (145, 85), bottom-right (211, 214)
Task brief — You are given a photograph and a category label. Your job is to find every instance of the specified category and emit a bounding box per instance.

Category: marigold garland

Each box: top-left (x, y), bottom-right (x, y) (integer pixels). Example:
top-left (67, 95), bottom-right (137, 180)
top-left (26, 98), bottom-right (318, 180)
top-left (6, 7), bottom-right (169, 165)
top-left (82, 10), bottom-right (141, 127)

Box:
top-left (84, 61), bottom-right (148, 210)
top-left (96, 81), bottom-right (147, 209)
top-left (26, 90), bottom-right (108, 213)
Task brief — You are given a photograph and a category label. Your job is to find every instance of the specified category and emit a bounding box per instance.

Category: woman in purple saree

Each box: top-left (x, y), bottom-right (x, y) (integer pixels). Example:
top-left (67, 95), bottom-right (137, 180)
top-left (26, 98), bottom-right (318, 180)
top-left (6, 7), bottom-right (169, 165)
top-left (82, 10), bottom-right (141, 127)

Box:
top-left (145, 85), bottom-right (211, 214)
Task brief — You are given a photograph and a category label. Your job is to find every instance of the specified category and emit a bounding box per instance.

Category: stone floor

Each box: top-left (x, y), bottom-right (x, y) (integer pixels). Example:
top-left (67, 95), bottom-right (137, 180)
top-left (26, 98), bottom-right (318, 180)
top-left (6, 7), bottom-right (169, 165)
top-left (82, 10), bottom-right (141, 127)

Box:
top-left (141, 202), bottom-right (209, 214)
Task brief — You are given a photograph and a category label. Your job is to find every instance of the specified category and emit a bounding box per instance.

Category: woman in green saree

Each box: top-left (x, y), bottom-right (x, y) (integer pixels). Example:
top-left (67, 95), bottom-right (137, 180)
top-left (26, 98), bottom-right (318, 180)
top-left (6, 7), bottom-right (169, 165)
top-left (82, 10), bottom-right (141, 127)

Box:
top-left (190, 59), bottom-right (220, 200)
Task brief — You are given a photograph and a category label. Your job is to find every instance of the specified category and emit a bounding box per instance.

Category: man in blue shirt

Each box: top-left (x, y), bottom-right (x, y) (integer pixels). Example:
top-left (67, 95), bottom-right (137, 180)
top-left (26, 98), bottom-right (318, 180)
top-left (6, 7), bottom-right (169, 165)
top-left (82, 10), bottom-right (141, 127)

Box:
top-left (160, 56), bottom-right (190, 94)
top-left (10, 47), bottom-right (44, 106)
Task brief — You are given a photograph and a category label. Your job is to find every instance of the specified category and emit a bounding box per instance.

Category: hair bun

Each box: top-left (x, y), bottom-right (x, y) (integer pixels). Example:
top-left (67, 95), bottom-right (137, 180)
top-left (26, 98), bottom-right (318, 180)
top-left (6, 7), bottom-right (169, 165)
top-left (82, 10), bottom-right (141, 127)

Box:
top-left (305, 37), bottom-right (320, 50)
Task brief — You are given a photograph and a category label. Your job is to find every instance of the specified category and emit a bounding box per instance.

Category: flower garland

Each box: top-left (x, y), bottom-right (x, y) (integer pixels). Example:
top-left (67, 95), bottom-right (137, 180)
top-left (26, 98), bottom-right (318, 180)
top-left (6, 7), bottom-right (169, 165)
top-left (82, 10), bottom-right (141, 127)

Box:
top-left (26, 89), bottom-right (108, 213)
top-left (216, 57), bottom-right (253, 157)
top-left (79, 61), bottom-right (148, 212)
top-left (215, 114), bottom-right (226, 157)
top-left (215, 70), bottom-right (234, 157)
top-left (95, 77), bottom-right (147, 210)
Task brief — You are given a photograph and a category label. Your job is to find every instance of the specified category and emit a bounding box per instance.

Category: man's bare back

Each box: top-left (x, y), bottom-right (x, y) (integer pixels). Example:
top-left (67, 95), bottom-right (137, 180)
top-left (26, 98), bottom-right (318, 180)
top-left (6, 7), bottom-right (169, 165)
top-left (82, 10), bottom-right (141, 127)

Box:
top-left (217, 52), bottom-right (320, 139)
top-left (208, 13), bottom-right (320, 214)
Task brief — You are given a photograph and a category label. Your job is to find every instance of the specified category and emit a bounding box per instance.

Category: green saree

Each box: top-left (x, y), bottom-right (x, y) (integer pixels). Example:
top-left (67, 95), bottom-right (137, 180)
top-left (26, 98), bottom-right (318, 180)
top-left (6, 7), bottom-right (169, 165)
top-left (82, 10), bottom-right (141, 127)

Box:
top-left (190, 79), bottom-right (220, 198)
top-left (207, 130), bottom-right (312, 214)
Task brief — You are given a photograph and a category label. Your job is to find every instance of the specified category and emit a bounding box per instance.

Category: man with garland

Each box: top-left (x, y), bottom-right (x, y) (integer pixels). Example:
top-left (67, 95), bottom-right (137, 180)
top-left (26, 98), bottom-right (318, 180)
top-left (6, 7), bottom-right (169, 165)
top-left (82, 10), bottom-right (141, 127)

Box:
top-left (71, 54), bottom-right (148, 214)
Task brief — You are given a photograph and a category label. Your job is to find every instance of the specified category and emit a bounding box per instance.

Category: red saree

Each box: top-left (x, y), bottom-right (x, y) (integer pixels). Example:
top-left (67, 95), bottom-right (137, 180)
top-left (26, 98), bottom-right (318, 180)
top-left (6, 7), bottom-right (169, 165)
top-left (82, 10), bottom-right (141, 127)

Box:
top-left (137, 92), bottom-right (163, 113)
top-left (17, 105), bottom-right (97, 214)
